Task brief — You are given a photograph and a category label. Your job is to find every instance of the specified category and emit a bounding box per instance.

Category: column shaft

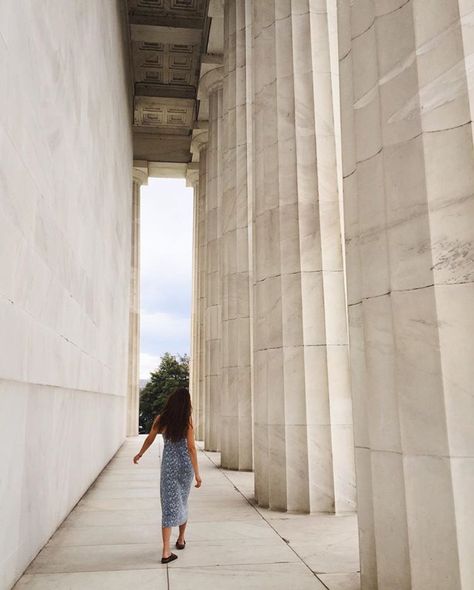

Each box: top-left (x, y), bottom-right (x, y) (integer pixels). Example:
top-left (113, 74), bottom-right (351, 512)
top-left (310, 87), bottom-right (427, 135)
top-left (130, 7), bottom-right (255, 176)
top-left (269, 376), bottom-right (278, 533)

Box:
top-left (189, 174), bottom-right (201, 434)
top-left (251, 0), bottom-right (355, 512)
top-left (127, 169), bottom-right (146, 436)
top-left (205, 86), bottom-right (224, 451)
top-left (220, 0), bottom-right (253, 470)
top-left (196, 151), bottom-right (208, 440)
top-left (338, 0), bottom-right (474, 587)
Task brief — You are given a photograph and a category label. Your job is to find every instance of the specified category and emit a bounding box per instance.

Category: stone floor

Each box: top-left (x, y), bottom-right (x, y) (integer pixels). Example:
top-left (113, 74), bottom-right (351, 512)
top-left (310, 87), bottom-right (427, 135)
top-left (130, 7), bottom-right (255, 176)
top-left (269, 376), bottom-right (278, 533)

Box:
top-left (13, 436), bottom-right (360, 590)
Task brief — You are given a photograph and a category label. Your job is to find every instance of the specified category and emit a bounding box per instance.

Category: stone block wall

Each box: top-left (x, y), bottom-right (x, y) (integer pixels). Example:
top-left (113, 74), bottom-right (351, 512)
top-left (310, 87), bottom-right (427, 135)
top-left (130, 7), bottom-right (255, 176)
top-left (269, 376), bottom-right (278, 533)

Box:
top-left (0, 1), bottom-right (133, 587)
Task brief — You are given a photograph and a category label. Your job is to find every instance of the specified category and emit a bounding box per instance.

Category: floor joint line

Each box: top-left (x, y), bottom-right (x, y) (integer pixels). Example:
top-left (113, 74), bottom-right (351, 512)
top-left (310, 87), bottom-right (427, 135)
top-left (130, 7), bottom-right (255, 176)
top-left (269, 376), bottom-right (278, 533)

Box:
top-left (200, 448), bottom-right (331, 590)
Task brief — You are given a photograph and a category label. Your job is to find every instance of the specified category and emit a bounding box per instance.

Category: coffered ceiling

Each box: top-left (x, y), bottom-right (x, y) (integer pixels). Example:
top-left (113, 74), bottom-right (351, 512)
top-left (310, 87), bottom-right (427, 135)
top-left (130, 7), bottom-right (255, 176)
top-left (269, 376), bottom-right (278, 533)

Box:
top-left (125, 0), bottom-right (211, 163)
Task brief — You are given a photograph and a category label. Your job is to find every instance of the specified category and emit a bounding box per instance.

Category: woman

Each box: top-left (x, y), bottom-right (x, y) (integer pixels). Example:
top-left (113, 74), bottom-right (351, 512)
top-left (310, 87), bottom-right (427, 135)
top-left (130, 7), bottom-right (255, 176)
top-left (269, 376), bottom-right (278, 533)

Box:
top-left (133, 387), bottom-right (202, 563)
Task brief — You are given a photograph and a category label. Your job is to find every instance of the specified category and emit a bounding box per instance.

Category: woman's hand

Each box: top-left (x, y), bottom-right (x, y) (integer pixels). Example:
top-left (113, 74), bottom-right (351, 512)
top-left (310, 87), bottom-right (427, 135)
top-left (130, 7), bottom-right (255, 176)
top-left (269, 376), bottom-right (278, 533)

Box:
top-left (133, 417), bottom-right (159, 465)
top-left (195, 475), bottom-right (202, 488)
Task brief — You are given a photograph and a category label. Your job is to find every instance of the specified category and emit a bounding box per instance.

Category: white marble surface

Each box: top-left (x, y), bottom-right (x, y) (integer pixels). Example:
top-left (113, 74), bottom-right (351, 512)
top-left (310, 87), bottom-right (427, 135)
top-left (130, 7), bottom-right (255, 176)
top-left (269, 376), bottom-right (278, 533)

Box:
top-left (219, 0), bottom-right (253, 471)
top-left (13, 437), bottom-right (360, 590)
top-left (204, 85), bottom-right (224, 452)
top-left (5, 1), bottom-right (471, 588)
top-left (0, 1), bottom-right (132, 587)
top-left (339, 0), bottom-right (474, 588)
top-left (192, 150), bottom-right (208, 441)
top-left (251, 0), bottom-right (355, 514)
top-left (127, 170), bottom-right (145, 437)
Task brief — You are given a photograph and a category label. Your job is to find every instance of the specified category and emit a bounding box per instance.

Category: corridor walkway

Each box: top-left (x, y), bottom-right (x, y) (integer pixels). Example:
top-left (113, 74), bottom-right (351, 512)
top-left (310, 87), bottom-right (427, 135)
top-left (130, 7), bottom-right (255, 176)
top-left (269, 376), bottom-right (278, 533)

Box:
top-left (14, 436), bottom-right (360, 590)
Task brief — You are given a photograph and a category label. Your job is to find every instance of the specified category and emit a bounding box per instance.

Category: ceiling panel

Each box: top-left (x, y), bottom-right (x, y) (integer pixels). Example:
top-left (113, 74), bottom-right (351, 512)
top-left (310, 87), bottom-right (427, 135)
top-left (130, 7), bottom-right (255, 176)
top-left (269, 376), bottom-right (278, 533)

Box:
top-left (126, 0), bottom-right (210, 163)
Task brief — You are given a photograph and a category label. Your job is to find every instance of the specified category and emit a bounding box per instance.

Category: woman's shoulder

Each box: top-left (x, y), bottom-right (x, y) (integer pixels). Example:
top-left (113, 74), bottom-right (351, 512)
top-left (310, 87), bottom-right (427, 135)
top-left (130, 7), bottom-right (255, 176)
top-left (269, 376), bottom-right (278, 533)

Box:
top-left (152, 415), bottom-right (162, 431)
top-left (155, 416), bottom-right (170, 438)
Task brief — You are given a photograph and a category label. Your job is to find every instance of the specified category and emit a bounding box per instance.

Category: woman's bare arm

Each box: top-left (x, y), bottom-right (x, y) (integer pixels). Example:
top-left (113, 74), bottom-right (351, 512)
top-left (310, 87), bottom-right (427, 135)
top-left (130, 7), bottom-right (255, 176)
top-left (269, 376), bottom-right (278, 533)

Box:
top-left (186, 417), bottom-right (202, 487)
top-left (133, 416), bottom-right (160, 464)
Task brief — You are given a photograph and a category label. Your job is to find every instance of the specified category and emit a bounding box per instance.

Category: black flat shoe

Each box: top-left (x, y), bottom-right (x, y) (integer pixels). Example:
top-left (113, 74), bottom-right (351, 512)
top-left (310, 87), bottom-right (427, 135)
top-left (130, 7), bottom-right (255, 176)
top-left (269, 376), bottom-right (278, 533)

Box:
top-left (161, 553), bottom-right (178, 564)
top-left (175, 539), bottom-right (186, 550)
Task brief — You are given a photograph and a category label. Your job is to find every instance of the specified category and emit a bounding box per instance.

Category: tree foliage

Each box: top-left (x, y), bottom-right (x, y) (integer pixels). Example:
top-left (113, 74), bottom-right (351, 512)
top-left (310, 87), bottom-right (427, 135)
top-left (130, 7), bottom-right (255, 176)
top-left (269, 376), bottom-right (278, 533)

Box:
top-left (139, 352), bottom-right (189, 434)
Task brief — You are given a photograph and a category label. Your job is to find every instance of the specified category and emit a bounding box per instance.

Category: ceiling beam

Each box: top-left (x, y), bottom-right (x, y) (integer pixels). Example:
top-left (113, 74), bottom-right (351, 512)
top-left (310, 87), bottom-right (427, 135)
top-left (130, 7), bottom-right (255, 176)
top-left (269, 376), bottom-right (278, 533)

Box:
top-left (129, 13), bottom-right (204, 30)
top-left (135, 83), bottom-right (196, 99)
top-left (201, 53), bottom-right (223, 65)
top-left (133, 133), bottom-right (192, 163)
top-left (148, 162), bottom-right (188, 178)
top-left (131, 24), bottom-right (202, 45)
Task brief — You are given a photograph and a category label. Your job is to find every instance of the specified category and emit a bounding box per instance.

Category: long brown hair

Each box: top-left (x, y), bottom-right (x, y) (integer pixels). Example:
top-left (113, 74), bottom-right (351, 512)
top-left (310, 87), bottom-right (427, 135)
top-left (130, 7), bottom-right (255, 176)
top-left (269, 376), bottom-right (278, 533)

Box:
top-left (157, 387), bottom-right (192, 442)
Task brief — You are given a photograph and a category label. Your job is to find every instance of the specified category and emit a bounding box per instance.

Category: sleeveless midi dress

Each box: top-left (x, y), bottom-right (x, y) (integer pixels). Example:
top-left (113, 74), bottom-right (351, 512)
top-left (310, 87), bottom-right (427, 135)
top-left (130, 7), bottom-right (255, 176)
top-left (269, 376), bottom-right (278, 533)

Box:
top-left (160, 435), bottom-right (194, 528)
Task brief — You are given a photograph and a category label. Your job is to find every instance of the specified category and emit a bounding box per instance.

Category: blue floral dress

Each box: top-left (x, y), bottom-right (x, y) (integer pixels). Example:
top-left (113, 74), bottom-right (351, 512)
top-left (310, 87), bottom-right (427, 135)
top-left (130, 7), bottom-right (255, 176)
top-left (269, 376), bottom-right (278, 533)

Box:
top-left (160, 435), bottom-right (194, 528)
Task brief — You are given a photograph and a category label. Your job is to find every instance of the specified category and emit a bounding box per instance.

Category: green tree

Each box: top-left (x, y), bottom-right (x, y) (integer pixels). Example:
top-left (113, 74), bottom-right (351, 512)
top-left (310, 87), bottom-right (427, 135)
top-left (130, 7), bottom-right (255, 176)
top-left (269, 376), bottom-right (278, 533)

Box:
top-left (139, 352), bottom-right (189, 433)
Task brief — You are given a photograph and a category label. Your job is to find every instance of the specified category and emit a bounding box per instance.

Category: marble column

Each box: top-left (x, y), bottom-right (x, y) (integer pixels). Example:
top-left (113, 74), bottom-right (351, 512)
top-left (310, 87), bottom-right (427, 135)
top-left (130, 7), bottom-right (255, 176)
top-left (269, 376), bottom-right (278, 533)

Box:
top-left (196, 149), bottom-right (208, 441)
top-left (251, 1), bottom-right (355, 513)
top-left (220, 0), bottom-right (253, 471)
top-left (338, 1), bottom-right (474, 588)
top-left (204, 74), bottom-right (224, 452)
top-left (127, 162), bottom-right (148, 436)
top-left (189, 129), bottom-right (209, 441)
top-left (187, 163), bottom-right (200, 434)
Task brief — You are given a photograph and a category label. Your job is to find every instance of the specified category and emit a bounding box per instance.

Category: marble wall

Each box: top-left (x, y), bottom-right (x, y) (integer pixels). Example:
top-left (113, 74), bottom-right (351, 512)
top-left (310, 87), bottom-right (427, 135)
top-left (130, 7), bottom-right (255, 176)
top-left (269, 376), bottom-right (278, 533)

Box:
top-left (0, 1), bottom-right (133, 588)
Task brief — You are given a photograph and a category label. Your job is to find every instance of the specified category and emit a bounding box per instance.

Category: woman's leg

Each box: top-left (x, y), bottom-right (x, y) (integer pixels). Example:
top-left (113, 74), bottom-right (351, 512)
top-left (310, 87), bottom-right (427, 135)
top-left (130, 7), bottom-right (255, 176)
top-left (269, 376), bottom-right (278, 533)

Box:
top-left (178, 520), bottom-right (187, 544)
top-left (161, 526), bottom-right (172, 558)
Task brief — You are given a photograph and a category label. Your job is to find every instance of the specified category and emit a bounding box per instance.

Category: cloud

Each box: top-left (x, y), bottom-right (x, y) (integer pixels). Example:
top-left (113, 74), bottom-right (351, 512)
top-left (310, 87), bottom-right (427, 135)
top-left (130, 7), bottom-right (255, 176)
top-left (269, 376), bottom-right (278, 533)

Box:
top-left (140, 310), bottom-right (191, 351)
top-left (141, 276), bottom-right (191, 318)
top-left (140, 352), bottom-right (161, 380)
top-left (139, 178), bottom-right (193, 379)
top-left (139, 311), bottom-right (191, 378)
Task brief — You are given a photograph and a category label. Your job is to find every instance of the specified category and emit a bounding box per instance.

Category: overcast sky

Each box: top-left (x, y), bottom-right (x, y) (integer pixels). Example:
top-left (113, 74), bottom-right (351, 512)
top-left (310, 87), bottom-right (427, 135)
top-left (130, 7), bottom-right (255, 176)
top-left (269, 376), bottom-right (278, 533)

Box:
top-left (139, 177), bottom-right (193, 380)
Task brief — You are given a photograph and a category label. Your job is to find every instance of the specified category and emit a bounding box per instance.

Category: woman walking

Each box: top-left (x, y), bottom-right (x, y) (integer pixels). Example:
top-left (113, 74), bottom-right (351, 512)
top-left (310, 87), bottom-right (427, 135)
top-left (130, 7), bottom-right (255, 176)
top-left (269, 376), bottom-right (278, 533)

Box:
top-left (133, 387), bottom-right (202, 563)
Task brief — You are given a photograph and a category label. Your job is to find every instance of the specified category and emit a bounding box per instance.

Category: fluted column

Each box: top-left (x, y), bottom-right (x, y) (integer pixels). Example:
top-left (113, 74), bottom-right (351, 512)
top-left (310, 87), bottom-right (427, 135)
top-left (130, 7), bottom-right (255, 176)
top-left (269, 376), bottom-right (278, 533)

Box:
top-left (251, 1), bottom-right (355, 512)
top-left (189, 129), bottom-right (209, 441)
top-left (127, 162), bottom-right (148, 436)
top-left (220, 0), bottom-right (253, 470)
top-left (196, 148), bottom-right (208, 441)
top-left (338, 1), bottom-right (474, 588)
top-left (204, 74), bottom-right (224, 452)
top-left (187, 163), bottom-right (200, 435)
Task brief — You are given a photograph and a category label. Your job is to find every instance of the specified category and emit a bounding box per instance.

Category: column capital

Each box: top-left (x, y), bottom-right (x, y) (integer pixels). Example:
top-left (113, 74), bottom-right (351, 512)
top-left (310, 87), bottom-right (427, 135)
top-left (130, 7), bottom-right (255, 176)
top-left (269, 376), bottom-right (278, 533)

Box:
top-left (186, 162), bottom-right (200, 188)
top-left (132, 160), bottom-right (149, 186)
top-left (197, 66), bottom-right (224, 101)
top-left (191, 127), bottom-right (209, 160)
top-left (208, 0), bottom-right (223, 17)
